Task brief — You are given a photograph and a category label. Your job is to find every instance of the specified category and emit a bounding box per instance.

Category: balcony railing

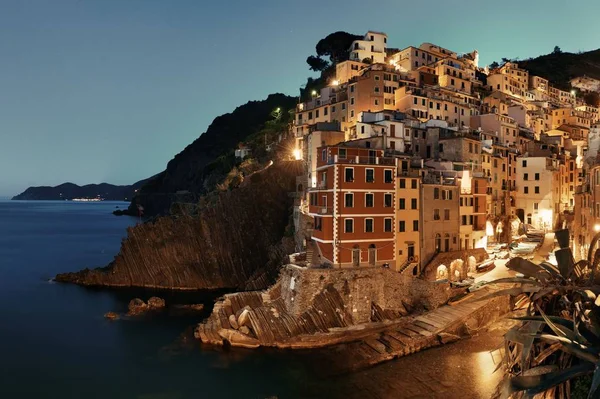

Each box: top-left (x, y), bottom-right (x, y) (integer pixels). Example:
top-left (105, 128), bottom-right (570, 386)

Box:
top-left (326, 155), bottom-right (397, 166)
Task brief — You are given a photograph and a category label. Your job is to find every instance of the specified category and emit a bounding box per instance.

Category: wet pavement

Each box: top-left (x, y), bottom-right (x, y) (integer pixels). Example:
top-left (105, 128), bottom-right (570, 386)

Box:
top-left (303, 317), bottom-right (516, 399)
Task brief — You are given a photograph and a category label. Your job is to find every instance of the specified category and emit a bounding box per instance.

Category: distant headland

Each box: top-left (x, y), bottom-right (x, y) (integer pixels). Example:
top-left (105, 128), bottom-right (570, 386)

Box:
top-left (12, 180), bottom-right (147, 201)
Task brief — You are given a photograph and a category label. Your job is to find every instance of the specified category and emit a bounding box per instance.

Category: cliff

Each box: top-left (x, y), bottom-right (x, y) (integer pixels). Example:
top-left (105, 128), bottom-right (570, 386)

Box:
top-left (125, 93), bottom-right (297, 216)
top-left (56, 161), bottom-right (302, 290)
top-left (12, 180), bottom-right (148, 201)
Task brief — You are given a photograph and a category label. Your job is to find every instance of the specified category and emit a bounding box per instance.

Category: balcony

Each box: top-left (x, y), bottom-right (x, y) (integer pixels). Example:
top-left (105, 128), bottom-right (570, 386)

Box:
top-left (326, 155), bottom-right (397, 166)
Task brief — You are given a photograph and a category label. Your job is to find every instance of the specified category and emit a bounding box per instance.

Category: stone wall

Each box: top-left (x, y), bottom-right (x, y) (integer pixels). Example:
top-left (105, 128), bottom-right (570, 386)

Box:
top-left (194, 264), bottom-right (464, 348)
top-left (423, 248), bottom-right (488, 281)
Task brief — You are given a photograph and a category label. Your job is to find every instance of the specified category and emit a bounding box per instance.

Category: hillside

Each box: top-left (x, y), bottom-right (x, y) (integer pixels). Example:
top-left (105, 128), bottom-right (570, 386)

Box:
top-left (126, 93), bottom-right (297, 216)
top-left (56, 161), bottom-right (303, 290)
top-left (12, 180), bottom-right (148, 201)
top-left (517, 48), bottom-right (600, 91)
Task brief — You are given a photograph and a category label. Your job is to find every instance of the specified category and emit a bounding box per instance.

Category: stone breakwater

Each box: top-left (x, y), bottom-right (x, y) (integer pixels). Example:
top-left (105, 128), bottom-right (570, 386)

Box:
top-left (194, 265), bottom-right (466, 349)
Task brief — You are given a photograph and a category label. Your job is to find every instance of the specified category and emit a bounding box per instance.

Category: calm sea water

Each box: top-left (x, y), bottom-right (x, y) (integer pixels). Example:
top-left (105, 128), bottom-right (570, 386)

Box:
top-left (0, 201), bottom-right (318, 399)
top-left (0, 200), bottom-right (503, 399)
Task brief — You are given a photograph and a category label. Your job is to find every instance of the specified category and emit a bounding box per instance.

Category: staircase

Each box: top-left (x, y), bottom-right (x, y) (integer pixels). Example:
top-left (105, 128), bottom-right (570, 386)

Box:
top-left (398, 258), bottom-right (412, 273)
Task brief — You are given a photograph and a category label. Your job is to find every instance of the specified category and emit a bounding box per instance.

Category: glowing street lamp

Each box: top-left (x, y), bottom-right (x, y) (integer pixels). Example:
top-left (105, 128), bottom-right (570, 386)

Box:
top-left (594, 224), bottom-right (600, 232)
top-left (293, 148), bottom-right (302, 160)
top-left (311, 90), bottom-right (317, 97)
top-left (331, 80), bottom-right (339, 86)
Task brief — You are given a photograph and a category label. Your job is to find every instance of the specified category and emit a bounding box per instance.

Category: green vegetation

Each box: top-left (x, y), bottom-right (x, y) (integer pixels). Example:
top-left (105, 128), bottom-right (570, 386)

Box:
top-left (518, 48), bottom-right (600, 91)
top-left (486, 231), bottom-right (600, 398)
top-left (301, 31), bottom-right (361, 102)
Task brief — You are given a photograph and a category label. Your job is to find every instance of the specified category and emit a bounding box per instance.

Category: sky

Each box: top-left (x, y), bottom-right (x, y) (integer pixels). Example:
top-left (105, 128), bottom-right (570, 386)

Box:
top-left (1, 0), bottom-right (599, 196)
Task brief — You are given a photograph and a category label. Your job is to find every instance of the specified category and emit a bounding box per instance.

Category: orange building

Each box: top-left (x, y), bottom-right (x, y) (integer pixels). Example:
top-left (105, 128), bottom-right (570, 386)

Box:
top-left (309, 145), bottom-right (397, 267)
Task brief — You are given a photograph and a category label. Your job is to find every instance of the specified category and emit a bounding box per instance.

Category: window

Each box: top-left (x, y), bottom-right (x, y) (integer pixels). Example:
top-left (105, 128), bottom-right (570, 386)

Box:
top-left (411, 179), bottom-right (417, 189)
top-left (434, 209), bottom-right (440, 220)
top-left (399, 198), bottom-right (405, 209)
top-left (345, 219), bottom-right (353, 233)
top-left (384, 218), bottom-right (392, 232)
top-left (442, 190), bottom-right (447, 200)
top-left (535, 186), bottom-right (540, 194)
top-left (350, 85), bottom-right (355, 93)
top-left (350, 97), bottom-right (355, 105)
top-left (315, 110), bottom-right (319, 118)
top-left (345, 168), bottom-right (354, 182)
top-left (434, 188), bottom-right (439, 199)
top-left (534, 203), bottom-right (539, 210)
top-left (385, 169), bottom-right (393, 183)
top-left (413, 220), bottom-right (419, 231)
top-left (366, 169), bottom-right (375, 183)
top-left (522, 160), bottom-right (527, 167)
top-left (345, 193), bottom-right (354, 207)
top-left (535, 173), bottom-right (540, 180)
top-left (439, 144), bottom-right (444, 153)
top-left (524, 187), bottom-right (529, 194)
top-left (411, 198), bottom-right (417, 209)
top-left (399, 178), bottom-right (406, 188)
top-left (365, 218), bottom-right (374, 233)
top-left (444, 209), bottom-right (450, 220)
top-left (524, 173), bottom-right (528, 181)
top-left (339, 148), bottom-right (347, 159)
top-left (399, 221), bottom-right (405, 232)
top-left (384, 193), bottom-right (392, 208)
top-left (314, 217), bottom-right (322, 231)
top-left (365, 193), bottom-right (374, 207)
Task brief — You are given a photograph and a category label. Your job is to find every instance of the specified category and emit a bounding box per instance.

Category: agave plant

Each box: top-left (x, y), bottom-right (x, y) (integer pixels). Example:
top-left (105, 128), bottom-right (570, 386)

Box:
top-left (485, 229), bottom-right (600, 399)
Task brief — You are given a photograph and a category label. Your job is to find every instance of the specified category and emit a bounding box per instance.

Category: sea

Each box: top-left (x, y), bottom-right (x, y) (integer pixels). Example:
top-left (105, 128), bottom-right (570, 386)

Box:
top-left (0, 200), bottom-right (504, 399)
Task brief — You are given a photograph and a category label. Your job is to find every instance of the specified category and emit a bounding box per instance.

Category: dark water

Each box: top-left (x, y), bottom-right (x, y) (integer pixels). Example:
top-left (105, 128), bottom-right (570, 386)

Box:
top-left (0, 201), bottom-right (322, 399)
top-left (0, 200), bottom-right (503, 399)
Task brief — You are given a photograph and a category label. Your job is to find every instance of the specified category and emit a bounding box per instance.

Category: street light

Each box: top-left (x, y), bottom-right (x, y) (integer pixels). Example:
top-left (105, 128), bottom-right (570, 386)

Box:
top-left (311, 90), bottom-right (317, 97)
top-left (594, 224), bottom-right (600, 232)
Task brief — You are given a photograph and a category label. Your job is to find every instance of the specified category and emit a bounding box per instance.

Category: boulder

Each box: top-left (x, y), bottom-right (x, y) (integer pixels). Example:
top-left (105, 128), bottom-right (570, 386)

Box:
top-left (228, 314), bottom-right (239, 330)
top-left (438, 332), bottom-right (461, 344)
top-left (147, 296), bottom-right (166, 309)
top-left (218, 329), bottom-right (260, 349)
top-left (104, 311), bottom-right (119, 320)
top-left (127, 298), bottom-right (148, 315)
top-left (239, 326), bottom-right (251, 335)
top-left (238, 308), bottom-right (251, 327)
top-left (171, 304), bottom-right (205, 315)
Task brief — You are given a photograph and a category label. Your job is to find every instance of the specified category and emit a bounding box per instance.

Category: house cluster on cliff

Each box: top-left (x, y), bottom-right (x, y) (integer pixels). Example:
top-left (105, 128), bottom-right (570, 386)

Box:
top-left (292, 31), bottom-right (600, 274)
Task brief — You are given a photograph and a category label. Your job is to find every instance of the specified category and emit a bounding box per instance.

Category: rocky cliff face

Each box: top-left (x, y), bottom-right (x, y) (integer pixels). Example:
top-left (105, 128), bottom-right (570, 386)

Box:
top-left (56, 161), bottom-right (302, 290)
top-left (126, 93), bottom-right (297, 216)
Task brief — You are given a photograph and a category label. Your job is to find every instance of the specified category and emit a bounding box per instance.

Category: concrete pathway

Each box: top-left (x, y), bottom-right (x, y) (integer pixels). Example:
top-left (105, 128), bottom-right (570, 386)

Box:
top-left (328, 284), bottom-right (510, 372)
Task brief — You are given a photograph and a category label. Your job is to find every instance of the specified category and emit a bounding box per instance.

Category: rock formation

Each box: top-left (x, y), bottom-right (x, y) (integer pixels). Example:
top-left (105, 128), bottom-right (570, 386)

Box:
top-left (55, 162), bottom-right (301, 290)
top-left (195, 265), bottom-right (462, 349)
top-left (127, 296), bottom-right (166, 316)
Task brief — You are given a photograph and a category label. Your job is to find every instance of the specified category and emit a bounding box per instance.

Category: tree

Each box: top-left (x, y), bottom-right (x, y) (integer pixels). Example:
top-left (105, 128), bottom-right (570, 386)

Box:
top-left (489, 61), bottom-right (500, 69)
top-left (553, 45), bottom-right (562, 54)
top-left (584, 91), bottom-right (600, 107)
top-left (501, 57), bottom-right (511, 64)
top-left (315, 31), bottom-right (362, 65)
top-left (362, 57), bottom-right (373, 65)
top-left (306, 55), bottom-right (328, 72)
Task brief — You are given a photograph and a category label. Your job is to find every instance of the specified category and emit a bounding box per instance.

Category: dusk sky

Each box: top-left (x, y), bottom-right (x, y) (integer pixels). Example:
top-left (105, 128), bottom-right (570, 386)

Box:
top-left (1, 0), bottom-right (599, 196)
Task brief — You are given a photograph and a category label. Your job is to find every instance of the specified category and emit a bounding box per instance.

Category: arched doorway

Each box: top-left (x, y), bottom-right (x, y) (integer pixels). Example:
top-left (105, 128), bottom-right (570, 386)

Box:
top-left (435, 234), bottom-right (441, 253)
top-left (368, 244), bottom-right (376, 266)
